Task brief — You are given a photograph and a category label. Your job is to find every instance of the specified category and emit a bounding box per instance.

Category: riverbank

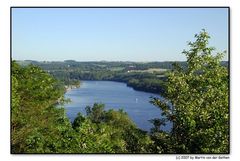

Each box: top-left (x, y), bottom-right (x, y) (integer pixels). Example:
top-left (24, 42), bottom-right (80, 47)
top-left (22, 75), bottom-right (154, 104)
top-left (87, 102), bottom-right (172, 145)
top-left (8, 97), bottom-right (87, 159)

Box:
top-left (64, 82), bottom-right (81, 93)
top-left (65, 79), bottom-right (165, 95)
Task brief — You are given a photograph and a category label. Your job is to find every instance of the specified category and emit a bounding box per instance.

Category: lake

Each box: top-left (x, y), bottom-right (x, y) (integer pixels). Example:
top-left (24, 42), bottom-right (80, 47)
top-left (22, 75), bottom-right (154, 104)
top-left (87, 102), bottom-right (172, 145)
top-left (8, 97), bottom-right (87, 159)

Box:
top-left (64, 80), bottom-right (171, 132)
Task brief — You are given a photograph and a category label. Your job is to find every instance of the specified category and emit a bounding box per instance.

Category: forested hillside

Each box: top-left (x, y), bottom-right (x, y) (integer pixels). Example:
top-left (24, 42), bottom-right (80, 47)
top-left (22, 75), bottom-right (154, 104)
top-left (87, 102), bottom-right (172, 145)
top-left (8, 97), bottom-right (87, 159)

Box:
top-left (16, 59), bottom-right (228, 95)
top-left (17, 60), bottom-right (169, 94)
top-left (11, 30), bottom-right (229, 153)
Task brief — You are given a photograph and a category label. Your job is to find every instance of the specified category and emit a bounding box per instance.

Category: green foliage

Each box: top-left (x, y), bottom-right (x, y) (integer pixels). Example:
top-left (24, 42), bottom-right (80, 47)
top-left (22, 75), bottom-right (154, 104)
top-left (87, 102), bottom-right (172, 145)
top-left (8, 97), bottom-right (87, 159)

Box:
top-left (150, 131), bottom-right (174, 153)
top-left (128, 78), bottom-right (165, 93)
top-left (72, 113), bottom-right (85, 130)
top-left (11, 63), bottom-right (152, 153)
top-left (85, 103), bottom-right (105, 123)
top-left (73, 104), bottom-right (152, 153)
top-left (11, 61), bottom-right (76, 153)
top-left (150, 30), bottom-right (229, 153)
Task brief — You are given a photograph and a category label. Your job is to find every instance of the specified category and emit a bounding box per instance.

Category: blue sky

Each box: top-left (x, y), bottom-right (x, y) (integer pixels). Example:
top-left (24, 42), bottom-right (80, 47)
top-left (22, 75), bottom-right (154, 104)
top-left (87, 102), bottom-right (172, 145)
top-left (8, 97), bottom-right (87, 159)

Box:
top-left (12, 8), bottom-right (229, 61)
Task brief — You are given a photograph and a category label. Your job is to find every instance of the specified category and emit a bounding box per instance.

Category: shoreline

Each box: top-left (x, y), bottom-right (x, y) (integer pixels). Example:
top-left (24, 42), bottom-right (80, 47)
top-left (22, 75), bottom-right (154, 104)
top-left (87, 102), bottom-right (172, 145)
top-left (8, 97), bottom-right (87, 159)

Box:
top-left (64, 84), bottom-right (80, 93)
top-left (64, 80), bottom-right (164, 95)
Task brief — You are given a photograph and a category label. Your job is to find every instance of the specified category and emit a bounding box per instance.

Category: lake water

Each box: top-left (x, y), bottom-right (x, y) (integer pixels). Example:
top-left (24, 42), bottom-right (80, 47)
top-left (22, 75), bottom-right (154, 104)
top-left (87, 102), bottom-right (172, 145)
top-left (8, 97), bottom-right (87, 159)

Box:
top-left (64, 80), bottom-right (170, 132)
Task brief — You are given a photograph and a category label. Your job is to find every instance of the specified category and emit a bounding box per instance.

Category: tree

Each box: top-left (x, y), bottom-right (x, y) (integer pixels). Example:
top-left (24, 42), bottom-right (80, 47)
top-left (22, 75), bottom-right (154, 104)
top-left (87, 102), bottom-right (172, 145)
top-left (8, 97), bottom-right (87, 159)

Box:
top-left (11, 61), bottom-right (77, 153)
top-left (72, 104), bottom-right (152, 153)
top-left (150, 30), bottom-right (229, 153)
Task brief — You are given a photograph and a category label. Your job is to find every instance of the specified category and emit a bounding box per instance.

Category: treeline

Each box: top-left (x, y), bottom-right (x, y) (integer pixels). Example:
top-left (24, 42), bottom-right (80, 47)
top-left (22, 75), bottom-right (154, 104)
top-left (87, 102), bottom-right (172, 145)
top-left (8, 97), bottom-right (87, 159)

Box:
top-left (16, 60), bottom-right (168, 94)
top-left (16, 59), bottom-right (228, 95)
top-left (18, 60), bottom-right (182, 70)
top-left (127, 78), bottom-right (165, 94)
top-left (18, 60), bottom-right (228, 72)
